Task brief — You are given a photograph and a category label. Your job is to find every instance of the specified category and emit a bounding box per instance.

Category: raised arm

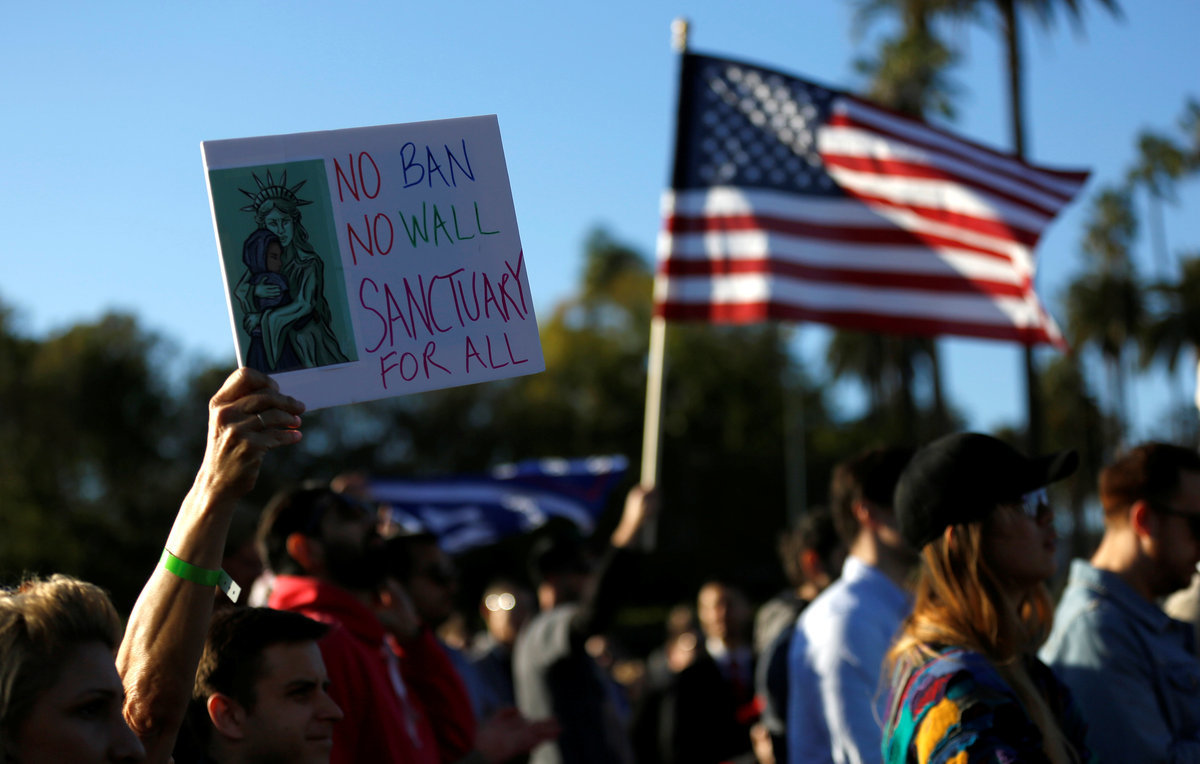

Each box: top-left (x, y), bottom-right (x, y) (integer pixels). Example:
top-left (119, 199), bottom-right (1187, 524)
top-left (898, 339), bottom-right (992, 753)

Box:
top-left (117, 368), bottom-right (305, 764)
top-left (570, 485), bottom-right (657, 639)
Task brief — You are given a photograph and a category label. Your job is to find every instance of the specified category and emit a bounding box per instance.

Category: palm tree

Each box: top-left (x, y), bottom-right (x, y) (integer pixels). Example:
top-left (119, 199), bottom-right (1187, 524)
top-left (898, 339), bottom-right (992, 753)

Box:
top-left (852, 0), bottom-right (961, 120)
top-left (1040, 353), bottom-right (1106, 556)
top-left (1063, 187), bottom-right (1142, 448)
top-left (825, 331), bottom-right (907, 418)
top-left (1181, 99), bottom-right (1200, 169)
top-left (1142, 255), bottom-right (1200, 374)
top-left (1064, 272), bottom-right (1142, 447)
top-left (939, 0), bottom-right (1122, 451)
top-left (1126, 131), bottom-right (1189, 279)
top-left (1141, 253), bottom-right (1200, 445)
top-left (838, 0), bottom-right (962, 436)
top-left (921, 0), bottom-right (1118, 169)
top-left (824, 331), bottom-right (954, 440)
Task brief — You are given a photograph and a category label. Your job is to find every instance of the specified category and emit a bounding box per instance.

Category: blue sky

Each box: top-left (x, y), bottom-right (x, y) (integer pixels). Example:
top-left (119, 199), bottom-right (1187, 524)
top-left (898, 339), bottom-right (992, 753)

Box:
top-left (3, 1), bottom-right (1198, 442)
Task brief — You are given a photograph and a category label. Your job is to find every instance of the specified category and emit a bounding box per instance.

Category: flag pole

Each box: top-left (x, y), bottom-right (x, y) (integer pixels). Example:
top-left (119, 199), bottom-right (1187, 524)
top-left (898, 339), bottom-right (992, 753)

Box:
top-left (638, 18), bottom-right (689, 549)
top-left (641, 315), bottom-right (668, 492)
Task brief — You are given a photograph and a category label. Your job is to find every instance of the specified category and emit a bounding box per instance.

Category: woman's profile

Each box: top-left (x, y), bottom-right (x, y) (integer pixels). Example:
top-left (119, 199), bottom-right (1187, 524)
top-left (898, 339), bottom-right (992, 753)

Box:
top-left (883, 433), bottom-right (1093, 764)
top-left (234, 170), bottom-right (349, 373)
top-left (0, 575), bottom-right (146, 763)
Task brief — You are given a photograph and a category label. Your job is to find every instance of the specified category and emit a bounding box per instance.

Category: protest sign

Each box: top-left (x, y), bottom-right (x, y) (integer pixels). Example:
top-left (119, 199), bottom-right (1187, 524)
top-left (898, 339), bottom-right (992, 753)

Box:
top-left (202, 115), bottom-right (543, 410)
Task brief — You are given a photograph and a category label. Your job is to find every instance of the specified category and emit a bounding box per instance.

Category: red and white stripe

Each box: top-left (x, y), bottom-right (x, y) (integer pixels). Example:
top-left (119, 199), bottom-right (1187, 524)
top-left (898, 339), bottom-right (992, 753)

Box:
top-left (655, 95), bottom-right (1088, 346)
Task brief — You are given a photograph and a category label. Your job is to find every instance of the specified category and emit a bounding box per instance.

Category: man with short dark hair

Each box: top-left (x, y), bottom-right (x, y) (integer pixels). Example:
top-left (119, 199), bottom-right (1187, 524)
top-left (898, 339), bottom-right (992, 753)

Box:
top-left (787, 446), bottom-right (914, 764)
top-left (191, 607), bottom-right (342, 764)
top-left (1042, 442), bottom-right (1200, 760)
top-left (258, 486), bottom-right (444, 764)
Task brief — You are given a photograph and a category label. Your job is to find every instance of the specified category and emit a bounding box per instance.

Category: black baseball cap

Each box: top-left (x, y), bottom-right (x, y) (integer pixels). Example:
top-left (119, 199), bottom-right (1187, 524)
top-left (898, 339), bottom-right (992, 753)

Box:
top-left (894, 432), bottom-right (1078, 550)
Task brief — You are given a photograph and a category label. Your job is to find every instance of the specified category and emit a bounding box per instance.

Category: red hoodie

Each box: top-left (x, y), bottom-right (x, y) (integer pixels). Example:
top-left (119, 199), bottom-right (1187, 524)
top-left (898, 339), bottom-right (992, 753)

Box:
top-left (270, 575), bottom-right (474, 764)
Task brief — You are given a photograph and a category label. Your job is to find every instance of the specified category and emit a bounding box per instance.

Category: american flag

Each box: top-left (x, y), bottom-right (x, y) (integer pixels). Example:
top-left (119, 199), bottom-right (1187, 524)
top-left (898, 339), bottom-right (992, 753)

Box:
top-left (656, 52), bottom-right (1089, 346)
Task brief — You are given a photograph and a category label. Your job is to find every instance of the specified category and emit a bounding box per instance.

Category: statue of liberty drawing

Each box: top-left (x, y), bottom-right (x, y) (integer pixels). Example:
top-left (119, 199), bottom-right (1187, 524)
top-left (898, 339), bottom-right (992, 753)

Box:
top-left (233, 170), bottom-right (349, 373)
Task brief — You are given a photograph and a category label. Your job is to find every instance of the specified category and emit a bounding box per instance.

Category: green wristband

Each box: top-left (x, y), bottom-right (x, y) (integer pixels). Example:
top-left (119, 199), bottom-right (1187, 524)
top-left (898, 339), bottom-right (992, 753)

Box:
top-left (160, 549), bottom-right (242, 603)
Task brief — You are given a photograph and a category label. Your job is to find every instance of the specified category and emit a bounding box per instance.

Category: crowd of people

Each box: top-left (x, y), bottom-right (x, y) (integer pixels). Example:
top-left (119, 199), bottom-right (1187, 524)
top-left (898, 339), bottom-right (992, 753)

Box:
top-left (4, 367), bottom-right (1200, 763)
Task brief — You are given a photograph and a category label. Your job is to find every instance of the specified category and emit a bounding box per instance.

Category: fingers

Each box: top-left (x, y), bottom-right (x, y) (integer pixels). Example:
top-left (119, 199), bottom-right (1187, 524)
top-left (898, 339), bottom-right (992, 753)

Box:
top-left (218, 388), bottom-right (305, 450)
top-left (622, 484), bottom-right (658, 523)
top-left (253, 417), bottom-right (304, 447)
top-left (212, 367), bottom-right (303, 413)
top-left (255, 407), bottom-right (303, 431)
top-left (212, 369), bottom-right (305, 419)
top-left (209, 367), bottom-right (276, 407)
top-left (209, 374), bottom-right (304, 459)
top-left (197, 371), bottom-right (308, 502)
top-left (611, 485), bottom-right (659, 548)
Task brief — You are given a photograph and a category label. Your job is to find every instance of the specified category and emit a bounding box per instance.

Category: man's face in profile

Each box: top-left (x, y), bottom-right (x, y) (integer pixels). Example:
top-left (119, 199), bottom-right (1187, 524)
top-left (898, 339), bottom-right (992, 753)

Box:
top-left (237, 641), bottom-right (343, 764)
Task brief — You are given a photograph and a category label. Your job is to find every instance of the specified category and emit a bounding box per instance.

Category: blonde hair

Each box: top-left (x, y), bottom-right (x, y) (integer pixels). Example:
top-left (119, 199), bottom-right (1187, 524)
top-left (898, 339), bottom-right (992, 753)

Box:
top-left (888, 519), bottom-right (1075, 764)
top-left (0, 575), bottom-right (123, 746)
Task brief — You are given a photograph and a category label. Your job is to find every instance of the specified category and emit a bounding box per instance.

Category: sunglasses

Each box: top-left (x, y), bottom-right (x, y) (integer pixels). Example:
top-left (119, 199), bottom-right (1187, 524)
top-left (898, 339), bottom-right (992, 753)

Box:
top-left (1019, 488), bottom-right (1051, 521)
top-left (1149, 501), bottom-right (1200, 537)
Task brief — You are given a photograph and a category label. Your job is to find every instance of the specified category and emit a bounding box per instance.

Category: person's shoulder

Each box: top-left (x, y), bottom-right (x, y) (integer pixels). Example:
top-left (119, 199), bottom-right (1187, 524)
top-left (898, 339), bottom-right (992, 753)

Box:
top-left (918, 648), bottom-right (992, 676)
top-left (897, 650), bottom-right (1008, 717)
top-left (515, 605), bottom-right (577, 658)
top-left (1047, 593), bottom-right (1116, 642)
top-left (526, 603), bottom-right (576, 630)
top-left (467, 633), bottom-right (499, 661)
top-left (1044, 582), bottom-right (1146, 668)
top-left (799, 576), bottom-right (852, 621)
top-left (799, 572), bottom-right (897, 640)
top-left (1054, 570), bottom-right (1114, 619)
top-left (888, 651), bottom-right (1049, 764)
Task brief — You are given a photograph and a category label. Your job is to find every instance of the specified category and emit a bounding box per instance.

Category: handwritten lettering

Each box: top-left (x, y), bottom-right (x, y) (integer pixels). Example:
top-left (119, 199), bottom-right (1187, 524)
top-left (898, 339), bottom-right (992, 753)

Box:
top-left (464, 335), bottom-right (484, 374)
top-left (465, 331), bottom-right (529, 373)
top-left (356, 257), bottom-right (529, 352)
top-left (345, 213), bottom-right (395, 265)
top-left (400, 139), bottom-right (476, 189)
top-left (395, 201), bottom-right (500, 248)
top-left (334, 151), bottom-right (382, 202)
top-left (377, 342), bottom-right (449, 389)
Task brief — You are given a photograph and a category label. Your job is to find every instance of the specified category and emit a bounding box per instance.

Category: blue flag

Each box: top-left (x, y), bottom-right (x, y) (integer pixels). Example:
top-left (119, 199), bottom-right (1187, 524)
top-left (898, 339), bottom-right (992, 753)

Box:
top-left (370, 456), bottom-right (628, 553)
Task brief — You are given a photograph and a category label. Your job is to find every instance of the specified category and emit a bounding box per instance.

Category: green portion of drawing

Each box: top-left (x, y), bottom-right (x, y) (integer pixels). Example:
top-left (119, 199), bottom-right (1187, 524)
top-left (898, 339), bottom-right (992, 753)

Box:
top-left (210, 160), bottom-right (358, 372)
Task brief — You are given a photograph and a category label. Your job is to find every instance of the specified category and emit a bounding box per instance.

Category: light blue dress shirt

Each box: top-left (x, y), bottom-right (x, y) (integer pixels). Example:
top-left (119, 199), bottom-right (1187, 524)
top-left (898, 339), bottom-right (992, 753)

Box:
top-left (1041, 559), bottom-right (1200, 763)
top-left (786, 555), bottom-right (911, 764)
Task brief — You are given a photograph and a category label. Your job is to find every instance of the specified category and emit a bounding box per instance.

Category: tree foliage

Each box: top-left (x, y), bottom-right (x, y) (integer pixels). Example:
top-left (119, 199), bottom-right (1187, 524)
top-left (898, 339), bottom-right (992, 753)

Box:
top-left (0, 310), bottom-right (193, 609)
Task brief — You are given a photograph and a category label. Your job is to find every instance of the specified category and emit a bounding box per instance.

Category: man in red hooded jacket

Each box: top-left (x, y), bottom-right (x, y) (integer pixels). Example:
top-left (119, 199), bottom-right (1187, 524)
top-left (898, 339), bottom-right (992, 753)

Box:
top-left (258, 486), bottom-right (552, 764)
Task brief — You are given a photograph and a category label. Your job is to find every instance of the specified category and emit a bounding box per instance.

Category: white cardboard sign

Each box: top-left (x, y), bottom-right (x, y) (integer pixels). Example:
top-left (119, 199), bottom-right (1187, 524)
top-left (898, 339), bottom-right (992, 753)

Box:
top-left (202, 115), bottom-right (543, 410)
